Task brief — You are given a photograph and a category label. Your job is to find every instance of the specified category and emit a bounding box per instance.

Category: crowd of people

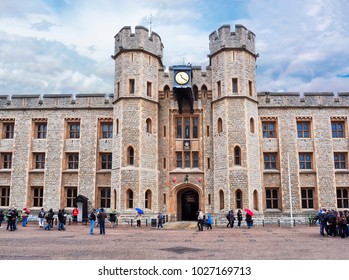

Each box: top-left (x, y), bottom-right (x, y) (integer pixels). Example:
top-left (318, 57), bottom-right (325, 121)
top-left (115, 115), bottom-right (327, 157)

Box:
top-left (316, 208), bottom-right (349, 238)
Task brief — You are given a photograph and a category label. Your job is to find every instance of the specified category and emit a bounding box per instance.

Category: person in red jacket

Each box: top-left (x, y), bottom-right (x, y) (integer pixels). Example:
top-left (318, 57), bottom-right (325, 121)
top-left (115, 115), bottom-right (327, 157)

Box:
top-left (72, 206), bottom-right (79, 224)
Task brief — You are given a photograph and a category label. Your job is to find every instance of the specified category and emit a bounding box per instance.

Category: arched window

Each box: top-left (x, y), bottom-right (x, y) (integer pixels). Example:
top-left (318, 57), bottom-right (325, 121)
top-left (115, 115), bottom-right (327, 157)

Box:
top-left (201, 85), bottom-right (208, 99)
top-left (145, 190), bottom-right (152, 209)
top-left (219, 190), bottom-right (224, 210)
top-left (128, 146), bottom-right (134, 165)
top-left (253, 190), bottom-right (259, 211)
top-left (146, 118), bottom-right (152, 133)
top-left (126, 189), bottom-right (133, 209)
top-left (218, 118), bottom-right (223, 133)
top-left (234, 146), bottom-right (241, 166)
top-left (236, 189), bottom-right (242, 209)
top-left (164, 85), bottom-right (170, 99)
top-left (193, 85), bottom-right (199, 101)
top-left (250, 117), bottom-right (254, 133)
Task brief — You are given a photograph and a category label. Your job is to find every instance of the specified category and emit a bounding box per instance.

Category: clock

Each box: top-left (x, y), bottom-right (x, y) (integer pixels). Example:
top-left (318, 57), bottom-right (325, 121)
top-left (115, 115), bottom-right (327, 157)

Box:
top-left (175, 71), bottom-right (190, 85)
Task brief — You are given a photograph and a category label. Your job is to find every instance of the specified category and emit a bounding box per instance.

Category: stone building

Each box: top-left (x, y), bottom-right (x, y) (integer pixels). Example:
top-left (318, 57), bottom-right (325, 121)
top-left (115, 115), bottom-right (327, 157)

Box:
top-left (0, 24), bottom-right (348, 223)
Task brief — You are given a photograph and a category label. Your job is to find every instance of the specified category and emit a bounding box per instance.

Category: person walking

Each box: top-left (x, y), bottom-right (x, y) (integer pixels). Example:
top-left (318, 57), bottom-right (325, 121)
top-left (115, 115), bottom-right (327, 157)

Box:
top-left (44, 210), bottom-right (53, 231)
top-left (237, 210), bottom-right (243, 228)
top-left (97, 208), bottom-right (107, 234)
top-left (197, 209), bottom-right (204, 231)
top-left (38, 208), bottom-right (45, 228)
top-left (157, 212), bottom-right (164, 229)
top-left (72, 206), bottom-right (79, 224)
top-left (89, 209), bottom-right (97, 235)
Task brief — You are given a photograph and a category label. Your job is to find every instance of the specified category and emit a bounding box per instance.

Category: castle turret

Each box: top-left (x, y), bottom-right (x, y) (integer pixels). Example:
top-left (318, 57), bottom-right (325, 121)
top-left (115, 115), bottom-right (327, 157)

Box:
top-left (111, 26), bottom-right (163, 216)
top-left (209, 24), bottom-right (262, 214)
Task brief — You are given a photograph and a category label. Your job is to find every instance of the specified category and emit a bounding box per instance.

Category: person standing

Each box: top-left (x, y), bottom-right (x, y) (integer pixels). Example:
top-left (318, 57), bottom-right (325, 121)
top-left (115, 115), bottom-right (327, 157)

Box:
top-left (157, 212), bottom-right (164, 229)
top-left (246, 213), bottom-right (253, 229)
top-left (135, 213), bottom-right (142, 227)
top-left (0, 210), bottom-right (4, 228)
top-left (58, 209), bottom-right (66, 231)
top-left (206, 213), bottom-right (213, 230)
top-left (38, 208), bottom-right (45, 228)
top-left (44, 210), bottom-right (53, 231)
top-left (237, 210), bottom-right (243, 228)
top-left (89, 209), bottom-right (97, 235)
top-left (72, 206), bottom-right (79, 224)
top-left (97, 208), bottom-right (107, 234)
top-left (22, 207), bottom-right (30, 227)
top-left (228, 210), bottom-right (235, 228)
top-left (197, 209), bottom-right (204, 231)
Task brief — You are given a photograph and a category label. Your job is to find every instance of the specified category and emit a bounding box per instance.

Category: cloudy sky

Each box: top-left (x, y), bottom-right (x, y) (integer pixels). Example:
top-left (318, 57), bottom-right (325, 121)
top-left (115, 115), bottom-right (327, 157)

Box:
top-left (0, 0), bottom-right (348, 95)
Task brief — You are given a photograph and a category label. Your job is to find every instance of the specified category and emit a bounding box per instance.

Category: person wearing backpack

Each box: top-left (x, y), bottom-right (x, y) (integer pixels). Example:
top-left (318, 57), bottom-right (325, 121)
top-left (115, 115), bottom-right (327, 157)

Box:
top-left (89, 209), bottom-right (97, 235)
top-left (157, 212), bottom-right (164, 229)
top-left (319, 208), bottom-right (329, 236)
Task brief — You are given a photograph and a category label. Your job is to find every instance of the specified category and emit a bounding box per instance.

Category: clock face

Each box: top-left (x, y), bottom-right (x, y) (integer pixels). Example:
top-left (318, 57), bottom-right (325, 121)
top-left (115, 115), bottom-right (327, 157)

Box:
top-left (175, 71), bottom-right (190, 85)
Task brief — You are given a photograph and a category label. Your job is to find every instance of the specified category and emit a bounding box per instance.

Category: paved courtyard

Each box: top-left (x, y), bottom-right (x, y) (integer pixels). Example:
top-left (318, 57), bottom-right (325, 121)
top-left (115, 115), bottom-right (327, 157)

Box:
top-left (0, 222), bottom-right (348, 260)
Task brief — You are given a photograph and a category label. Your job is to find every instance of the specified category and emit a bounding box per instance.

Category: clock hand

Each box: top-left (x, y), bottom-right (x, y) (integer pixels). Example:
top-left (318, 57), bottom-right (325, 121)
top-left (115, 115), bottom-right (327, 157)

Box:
top-left (180, 74), bottom-right (188, 82)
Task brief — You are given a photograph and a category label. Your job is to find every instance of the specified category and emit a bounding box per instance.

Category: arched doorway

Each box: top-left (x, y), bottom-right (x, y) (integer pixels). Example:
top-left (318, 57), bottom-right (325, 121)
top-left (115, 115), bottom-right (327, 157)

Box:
top-left (177, 188), bottom-right (199, 221)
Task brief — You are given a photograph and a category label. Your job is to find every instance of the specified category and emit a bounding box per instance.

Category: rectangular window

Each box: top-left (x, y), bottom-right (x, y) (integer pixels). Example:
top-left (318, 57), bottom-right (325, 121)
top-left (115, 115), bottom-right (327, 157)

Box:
top-left (67, 153), bottom-right (79, 169)
top-left (147, 81), bottom-right (152, 97)
top-left (100, 188), bottom-right (111, 208)
top-left (101, 123), bottom-right (113, 139)
top-left (36, 123), bottom-right (47, 139)
top-left (232, 78), bottom-right (238, 93)
top-left (176, 152), bottom-right (182, 168)
top-left (163, 194), bottom-right (166, 205)
top-left (66, 187), bottom-right (77, 208)
top-left (192, 117), bottom-right (198, 138)
top-left (192, 152), bottom-right (199, 168)
top-left (184, 152), bottom-right (190, 168)
top-left (206, 126), bottom-right (210, 137)
top-left (207, 158), bottom-right (211, 169)
top-left (299, 153), bottom-right (312, 169)
top-left (217, 81), bottom-right (221, 97)
top-left (163, 158), bottom-right (166, 170)
top-left (332, 121), bottom-right (345, 138)
top-left (34, 153), bottom-right (45, 169)
top-left (101, 153), bottom-right (112, 169)
top-left (3, 122), bottom-right (14, 139)
top-left (176, 118), bottom-right (182, 139)
top-left (117, 82), bottom-right (120, 98)
top-left (2, 153), bottom-right (12, 169)
top-left (266, 189), bottom-right (278, 209)
top-left (262, 122), bottom-right (276, 138)
top-left (208, 194), bottom-right (211, 205)
top-left (69, 123), bottom-right (80, 138)
top-left (337, 188), bottom-right (349, 208)
top-left (32, 187), bottom-right (43, 207)
top-left (184, 118), bottom-right (190, 138)
top-left (248, 80), bottom-right (252, 96)
top-left (264, 153), bottom-right (277, 170)
top-left (301, 188), bottom-right (314, 209)
top-left (163, 126), bottom-right (166, 138)
top-left (0, 186), bottom-right (10, 207)
top-left (297, 121), bottom-right (311, 138)
top-left (129, 79), bottom-right (135, 94)
top-left (334, 153), bottom-right (347, 169)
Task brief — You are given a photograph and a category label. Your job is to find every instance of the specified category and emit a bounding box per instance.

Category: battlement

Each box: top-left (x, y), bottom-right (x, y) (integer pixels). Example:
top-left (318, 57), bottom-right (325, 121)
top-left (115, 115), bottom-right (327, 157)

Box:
top-left (209, 24), bottom-right (256, 56)
top-left (113, 26), bottom-right (163, 61)
top-left (257, 92), bottom-right (349, 107)
top-left (0, 93), bottom-right (114, 110)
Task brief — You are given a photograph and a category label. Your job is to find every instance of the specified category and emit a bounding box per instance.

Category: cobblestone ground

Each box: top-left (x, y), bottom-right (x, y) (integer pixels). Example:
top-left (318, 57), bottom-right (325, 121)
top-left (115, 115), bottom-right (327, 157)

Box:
top-left (0, 222), bottom-right (348, 260)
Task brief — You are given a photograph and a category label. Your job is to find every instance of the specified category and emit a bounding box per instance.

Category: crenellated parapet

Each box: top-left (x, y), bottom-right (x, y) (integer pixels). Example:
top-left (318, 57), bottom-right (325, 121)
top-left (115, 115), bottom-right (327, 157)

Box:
top-left (258, 92), bottom-right (349, 107)
top-left (0, 93), bottom-right (114, 110)
top-left (209, 24), bottom-right (256, 56)
top-left (113, 26), bottom-right (163, 62)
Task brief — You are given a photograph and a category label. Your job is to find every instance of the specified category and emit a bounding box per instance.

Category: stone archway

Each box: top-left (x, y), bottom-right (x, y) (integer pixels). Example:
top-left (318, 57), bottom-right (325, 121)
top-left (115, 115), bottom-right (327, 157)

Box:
top-left (177, 188), bottom-right (199, 221)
